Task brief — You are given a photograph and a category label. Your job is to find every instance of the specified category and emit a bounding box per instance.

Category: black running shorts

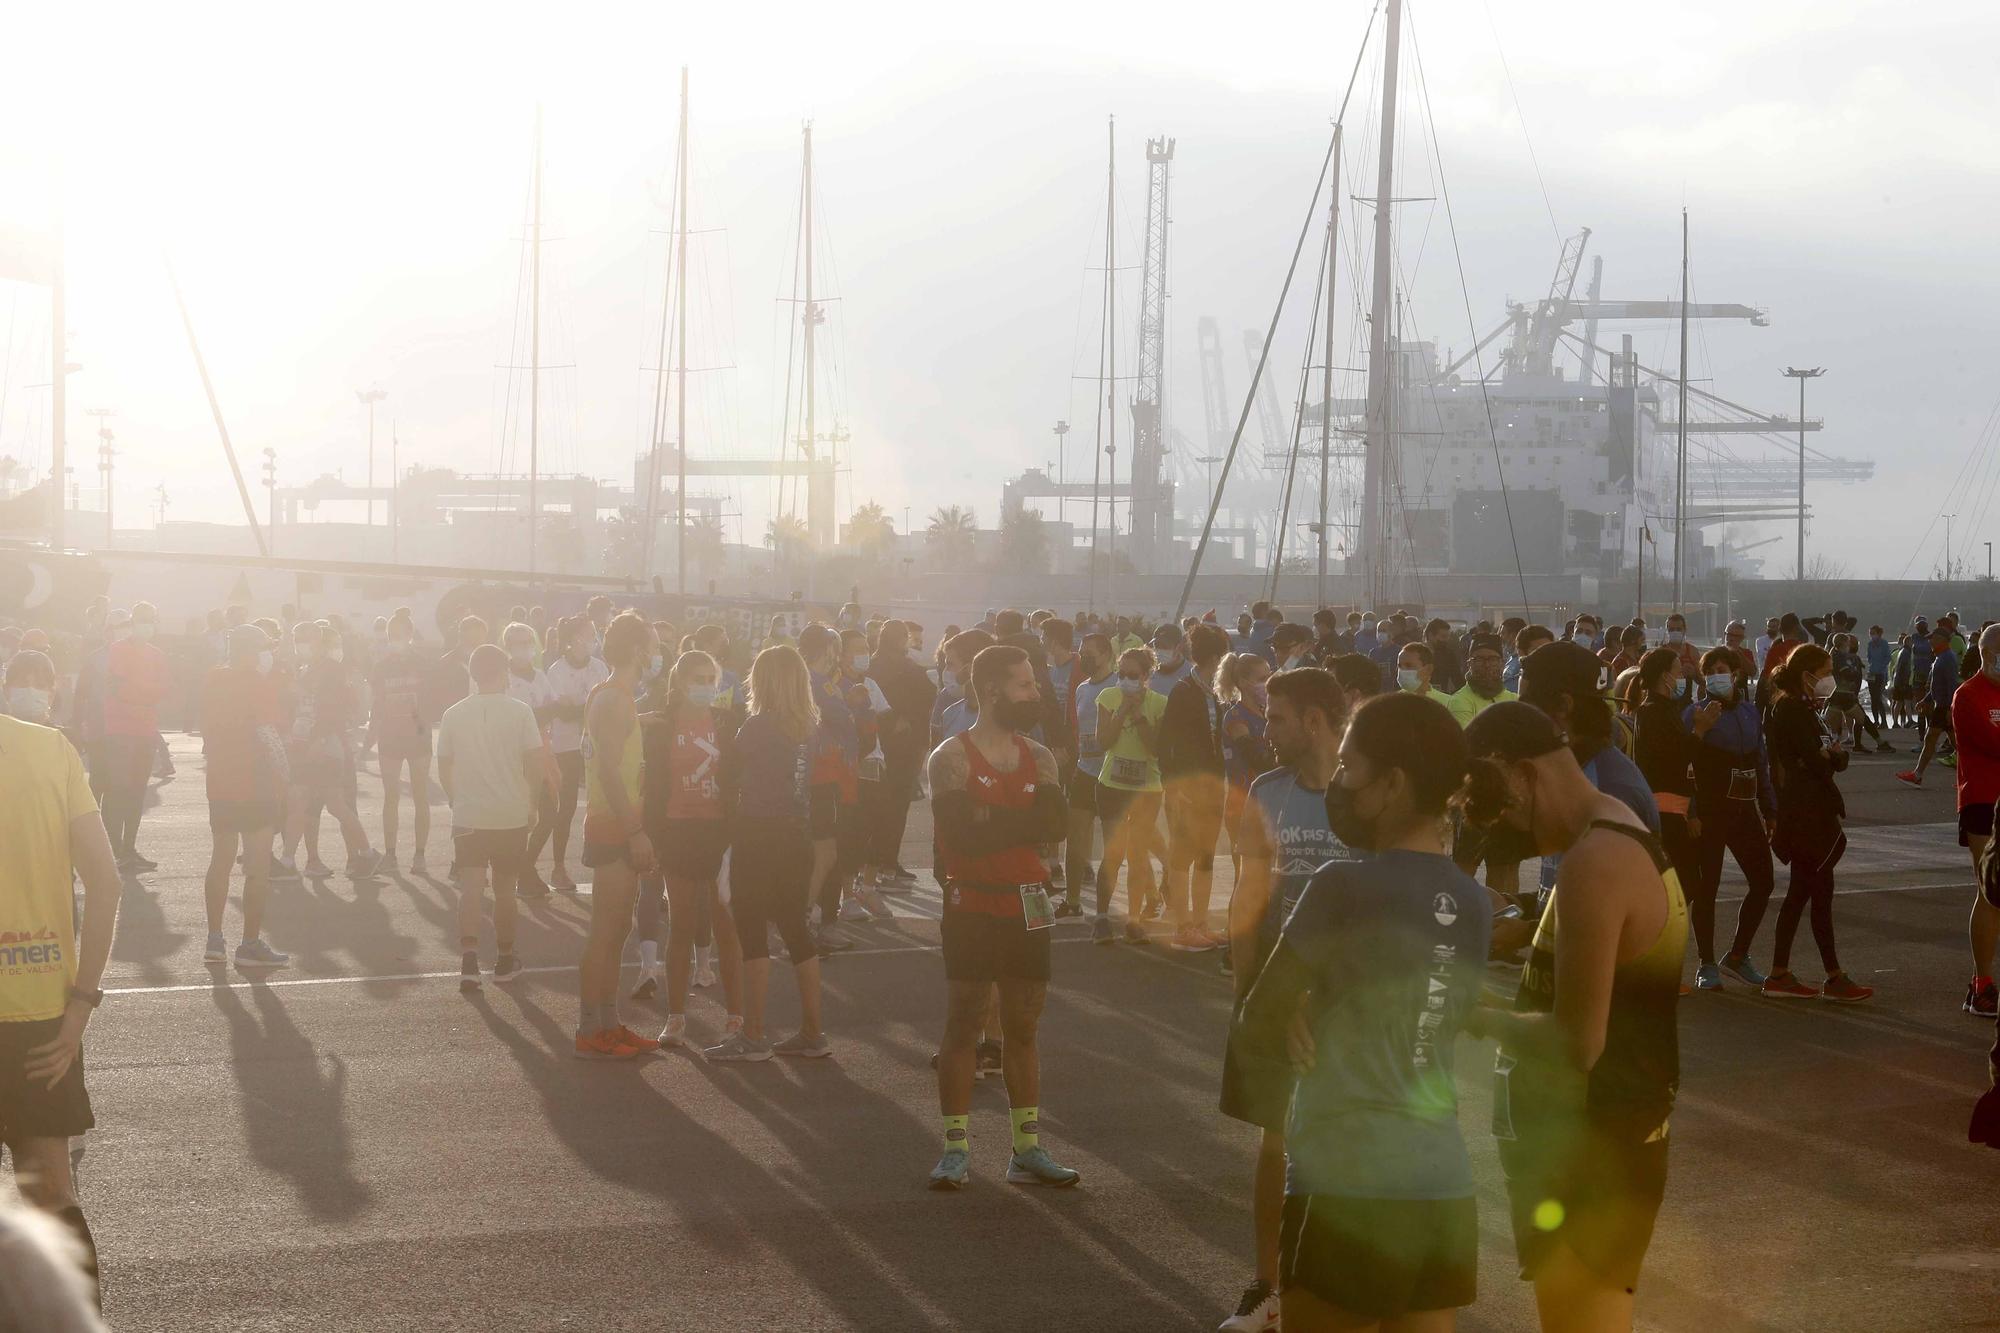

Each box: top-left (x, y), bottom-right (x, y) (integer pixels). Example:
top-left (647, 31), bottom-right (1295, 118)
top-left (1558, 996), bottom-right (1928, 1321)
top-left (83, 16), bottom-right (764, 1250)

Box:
top-left (1279, 1194), bottom-right (1477, 1319)
top-left (657, 818), bottom-right (729, 881)
top-left (1959, 802), bottom-right (1994, 849)
top-left (0, 1017), bottom-right (95, 1141)
top-left (208, 798), bottom-right (282, 836)
top-left (941, 899), bottom-right (1052, 984)
top-left (451, 826), bottom-right (529, 876)
top-left (1501, 1127), bottom-right (1669, 1291)
top-left (1218, 994), bottom-right (1293, 1133)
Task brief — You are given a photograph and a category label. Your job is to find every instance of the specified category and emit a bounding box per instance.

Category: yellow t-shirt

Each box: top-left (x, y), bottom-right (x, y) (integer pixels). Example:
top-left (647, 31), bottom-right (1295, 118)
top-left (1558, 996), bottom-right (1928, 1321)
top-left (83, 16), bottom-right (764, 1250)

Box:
top-left (1096, 686), bottom-right (1169, 791)
top-left (0, 716), bottom-right (95, 1023)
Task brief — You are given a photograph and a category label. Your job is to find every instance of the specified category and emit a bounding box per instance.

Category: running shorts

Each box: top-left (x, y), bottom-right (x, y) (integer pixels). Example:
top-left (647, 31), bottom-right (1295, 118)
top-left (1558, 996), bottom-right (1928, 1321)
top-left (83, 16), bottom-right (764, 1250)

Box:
top-left (582, 838), bottom-right (632, 869)
top-left (1500, 1127), bottom-right (1669, 1290)
top-left (658, 818), bottom-right (729, 881)
top-left (1067, 768), bottom-right (1100, 815)
top-left (1219, 993), bottom-right (1292, 1132)
top-left (452, 826), bottom-right (529, 876)
top-left (0, 1017), bottom-right (95, 1140)
top-left (1279, 1195), bottom-right (1477, 1319)
top-left (208, 798), bottom-right (282, 835)
top-left (941, 900), bottom-right (1052, 983)
top-left (1959, 802), bottom-right (1995, 849)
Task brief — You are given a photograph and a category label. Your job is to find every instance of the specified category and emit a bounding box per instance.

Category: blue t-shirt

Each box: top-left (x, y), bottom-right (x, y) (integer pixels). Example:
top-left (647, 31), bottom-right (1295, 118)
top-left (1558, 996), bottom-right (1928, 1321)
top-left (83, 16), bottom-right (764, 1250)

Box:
top-left (733, 712), bottom-right (809, 823)
top-left (1865, 636), bottom-right (1891, 676)
top-left (1930, 649), bottom-right (1960, 712)
top-left (1150, 658), bottom-right (1194, 697)
top-left (939, 697), bottom-right (976, 741)
top-left (1244, 768), bottom-right (1359, 950)
top-left (1582, 743), bottom-right (1661, 834)
top-left (1278, 851), bottom-right (1494, 1198)
top-left (1074, 675), bottom-right (1116, 775)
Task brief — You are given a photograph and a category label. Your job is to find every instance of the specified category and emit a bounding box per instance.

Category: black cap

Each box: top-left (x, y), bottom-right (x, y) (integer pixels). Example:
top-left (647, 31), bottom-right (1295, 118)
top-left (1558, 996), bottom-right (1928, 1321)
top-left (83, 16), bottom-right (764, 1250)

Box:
top-left (1520, 640), bottom-right (1611, 707)
top-left (1464, 699), bottom-right (1567, 762)
top-left (1467, 633), bottom-right (1506, 658)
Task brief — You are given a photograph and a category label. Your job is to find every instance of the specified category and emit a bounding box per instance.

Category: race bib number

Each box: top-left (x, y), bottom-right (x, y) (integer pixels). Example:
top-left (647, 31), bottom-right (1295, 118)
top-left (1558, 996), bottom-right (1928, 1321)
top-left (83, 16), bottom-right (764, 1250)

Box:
top-left (1109, 755), bottom-right (1147, 787)
top-left (1019, 884), bottom-right (1055, 931)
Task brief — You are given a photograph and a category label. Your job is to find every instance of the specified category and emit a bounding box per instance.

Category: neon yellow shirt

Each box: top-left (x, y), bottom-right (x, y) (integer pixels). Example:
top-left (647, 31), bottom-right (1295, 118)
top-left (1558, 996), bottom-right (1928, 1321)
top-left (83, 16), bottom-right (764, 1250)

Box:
top-left (1096, 686), bottom-right (1169, 791)
top-left (0, 717), bottom-right (96, 1023)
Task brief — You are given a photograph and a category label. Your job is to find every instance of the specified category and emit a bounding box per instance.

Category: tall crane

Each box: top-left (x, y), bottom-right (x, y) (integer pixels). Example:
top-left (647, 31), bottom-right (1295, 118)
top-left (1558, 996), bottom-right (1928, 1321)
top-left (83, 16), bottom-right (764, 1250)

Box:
top-left (1517, 227), bottom-right (1590, 379)
top-left (1196, 316), bottom-right (1231, 458)
top-left (1244, 329), bottom-right (1287, 461)
top-left (1129, 135), bottom-right (1176, 571)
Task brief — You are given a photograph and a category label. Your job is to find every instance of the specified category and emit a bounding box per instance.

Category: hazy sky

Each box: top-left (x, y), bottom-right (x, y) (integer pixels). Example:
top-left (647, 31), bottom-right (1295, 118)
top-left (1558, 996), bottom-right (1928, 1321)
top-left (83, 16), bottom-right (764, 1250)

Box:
top-left (4, 0), bottom-right (1998, 579)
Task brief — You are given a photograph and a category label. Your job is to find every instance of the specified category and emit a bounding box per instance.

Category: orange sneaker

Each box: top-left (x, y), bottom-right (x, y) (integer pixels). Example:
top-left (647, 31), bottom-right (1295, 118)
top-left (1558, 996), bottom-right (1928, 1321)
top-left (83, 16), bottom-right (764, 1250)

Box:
top-left (573, 1029), bottom-right (642, 1061)
top-left (612, 1024), bottom-right (661, 1053)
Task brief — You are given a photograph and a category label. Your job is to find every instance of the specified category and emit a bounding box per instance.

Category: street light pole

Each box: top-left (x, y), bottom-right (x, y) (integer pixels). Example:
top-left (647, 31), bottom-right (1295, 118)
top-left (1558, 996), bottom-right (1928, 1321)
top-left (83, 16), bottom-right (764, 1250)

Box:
top-left (1053, 421), bottom-right (1070, 527)
top-left (356, 387), bottom-right (387, 528)
top-left (1782, 366), bottom-right (1824, 584)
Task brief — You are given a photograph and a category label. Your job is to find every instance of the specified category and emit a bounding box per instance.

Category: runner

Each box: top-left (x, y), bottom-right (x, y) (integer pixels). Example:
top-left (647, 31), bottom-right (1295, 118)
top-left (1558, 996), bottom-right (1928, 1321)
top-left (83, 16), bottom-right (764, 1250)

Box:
top-left (1217, 665), bottom-right (1354, 1333)
top-left (436, 644), bottom-right (543, 991)
top-left (705, 644), bottom-right (829, 1063)
top-left (1952, 623), bottom-right (2000, 1017)
top-left (927, 644), bottom-right (1077, 1190)
top-left (282, 621), bottom-right (383, 883)
top-left (1217, 651), bottom-right (1273, 867)
top-left (1095, 645), bottom-right (1169, 941)
top-left (1632, 648), bottom-right (1715, 988)
top-left (199, 625), bottom-right (295, 968)
top-left (867, 620), bottom-right (938, 889)
top-left (100, 600), bottom-right (169, 871)
top-left (1070, 633), bottom-right (1117, 931)
top-left (1897, 624), bottom-right (1959, 788)
top-left (532, 617), bottom-right (609, 893)
top-left (1462, 702), bottom-right (1687, 1333)
top-left (1447, 632), bottom-right (1517, 727)
top-left (369, 610), bottom-right (433, 877)
top-left (0, 672), bottom-right (121, 1307)
top-left (1229, 690), bottom-right (1489, 1332)
top-left (1687, 646), bottom-right (1780, 989)
top-left (1160, 622), bottom-right (1231, 951)
top-left (1395, 641), bottom-right (1448, 704)
top-left (572, 612), bottom-right (661, 1060)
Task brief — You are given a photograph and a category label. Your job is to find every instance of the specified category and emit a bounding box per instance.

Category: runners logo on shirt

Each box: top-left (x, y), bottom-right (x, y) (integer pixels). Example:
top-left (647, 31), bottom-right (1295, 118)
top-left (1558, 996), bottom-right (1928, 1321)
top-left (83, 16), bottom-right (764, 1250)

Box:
top-left (0, 925), bottom-right (63, 970)
top-left (1432, 892), bottom-right (1458, 927)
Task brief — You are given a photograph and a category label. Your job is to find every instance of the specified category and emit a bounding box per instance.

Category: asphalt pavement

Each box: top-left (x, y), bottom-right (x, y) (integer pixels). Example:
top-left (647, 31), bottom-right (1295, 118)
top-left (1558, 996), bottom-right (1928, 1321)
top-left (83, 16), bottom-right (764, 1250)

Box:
top-left (22, 732), bottom-right (2000, 1331)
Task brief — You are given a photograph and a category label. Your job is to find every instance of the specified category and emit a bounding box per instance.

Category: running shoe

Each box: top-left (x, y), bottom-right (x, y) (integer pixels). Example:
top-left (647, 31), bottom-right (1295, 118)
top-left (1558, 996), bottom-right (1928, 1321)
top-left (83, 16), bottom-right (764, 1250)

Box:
top-left (976, 1038), bottom-right (1004, 1080)
top-left (203, 931), bottom-right (227, 964)
top-left (1169, 923), bottom-right (1217, 953)
top-left (657, 1014), bottom-right (688, 1048)
top-left (694, 947), bottom-right (718, 989)
top-left (703, 1032), bottom-right (773, 1063)
top-left (855, 886), bottom-right (891, 918)
top-left (887, 865), bottom-right (919, 885)
top-left (270, 857), bottom-right (301, 882)
top-left (1964, 977), bottom-right (1998, 1017)
top-left (1142, 894), bottom-right (1165, 921)
top-left (120, 851), bottom-right (158, 872)
top-left (774, 1031), bottom-right (832, 1059)
top-left (1124, 918), bottom-right (1149, 944)
top-left (1941, 751), bottom-right (1958, 769)
top-left (1820, 973), bottom-right (1875, 1003)
top-left (493, 954), bottom-right (523, 983)
top-left (1720, 953), bottom-right (1768, 987)
top-left (573, 1029), bottom-right (643, 1061)
top-left (611, 1024), bottom-right (662, 1053)
top-left (1762, 971), bottom-right (1820, 999)
top-left (517, 871), bottom-right (552, 900)
top-left (928, 1147), bottom-right (971, 1191)
top-left (1091, 916), bottom-right (1115, 945)
top-left (1695, 963), bottom-right (1723, 990)
top-left (1006, 1147), bottom-right (1081, 1188)
top-left (304, 858), bottom-right (333, 877)
top-left (631, 963), bottom-right (661, 1001)
top-left (817, 924), bottom-right (854, 953)
top-left (410, 853), bottom-right (429, 878)
top-left (347, 848), bottom-right (386, 881)
top-left (460, 951), bottom-right (482, 992)
top-left (236, 938), bottom-right (291, 969)
top-left (1894, 770), bottom-right (1923, 788)
top-left (1877, 741), bottom-right (1897, 753)
top-left (552, 868), bottom-right (578, 893)
top-left (838, 897), bottom-right (873, 924)
top-left (1218, 1278), bottom-right (1280, 1332)
top-left (1053, 895), bottom-right (1083, 919)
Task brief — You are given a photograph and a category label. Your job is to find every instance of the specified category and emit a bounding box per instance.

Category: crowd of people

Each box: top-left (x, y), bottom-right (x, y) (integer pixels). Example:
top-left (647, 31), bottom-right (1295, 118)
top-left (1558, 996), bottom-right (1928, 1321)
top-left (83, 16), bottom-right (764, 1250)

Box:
top-left (4, 588), bottom-right (2000, 1331)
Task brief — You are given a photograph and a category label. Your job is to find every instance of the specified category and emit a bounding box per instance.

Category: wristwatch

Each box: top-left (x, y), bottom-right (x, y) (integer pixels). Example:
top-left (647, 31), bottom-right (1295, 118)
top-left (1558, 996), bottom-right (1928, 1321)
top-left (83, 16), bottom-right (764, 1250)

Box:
top-left (69, 985), bottom-right (105, 1009)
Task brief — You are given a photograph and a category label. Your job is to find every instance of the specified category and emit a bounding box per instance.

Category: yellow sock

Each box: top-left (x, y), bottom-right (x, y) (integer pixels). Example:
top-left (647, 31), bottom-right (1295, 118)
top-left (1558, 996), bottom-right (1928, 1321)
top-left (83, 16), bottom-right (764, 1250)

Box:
top-left (942, 1114), bottom-right (969, 1153)
top-left (1010, 1105), bottom-right (1040, 1153)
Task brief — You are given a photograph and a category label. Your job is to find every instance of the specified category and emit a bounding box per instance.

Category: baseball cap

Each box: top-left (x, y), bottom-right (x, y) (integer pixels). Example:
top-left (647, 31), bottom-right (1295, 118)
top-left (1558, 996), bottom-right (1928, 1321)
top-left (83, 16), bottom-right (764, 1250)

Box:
top-left (228, 624), bottom-right (271, 656)
top-left (1463, 699), bottom-right (1567, 762)
top-left (1520, 640), bottom-right (1612, 707)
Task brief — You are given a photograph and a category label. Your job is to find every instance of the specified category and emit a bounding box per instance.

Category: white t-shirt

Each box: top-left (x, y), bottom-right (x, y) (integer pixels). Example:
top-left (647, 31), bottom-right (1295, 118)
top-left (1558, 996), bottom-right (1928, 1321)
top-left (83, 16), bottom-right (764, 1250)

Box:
top-left (435, 691), bottom-right (543, 830)
top-left (543, 655), bottom-right (609, 753)
top-left (505, 665), bottom-right (549, 713)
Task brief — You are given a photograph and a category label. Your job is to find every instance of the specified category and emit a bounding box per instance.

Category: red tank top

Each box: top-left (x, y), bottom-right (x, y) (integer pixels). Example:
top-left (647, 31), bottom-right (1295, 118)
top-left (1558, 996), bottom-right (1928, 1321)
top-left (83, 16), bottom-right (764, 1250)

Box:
top-left (941, 733), bottom-right (1048, 915)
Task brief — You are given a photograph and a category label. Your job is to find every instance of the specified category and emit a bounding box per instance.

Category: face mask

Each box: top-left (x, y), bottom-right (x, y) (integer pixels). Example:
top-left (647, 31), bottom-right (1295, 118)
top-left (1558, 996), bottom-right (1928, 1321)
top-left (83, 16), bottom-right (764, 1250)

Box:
top-left (1245, 681), bottom-right (1268, 707)
top-left (133, 623), bottom-right (156, 642)
top-left (686, 684), bottom-right (718, 708)
top-left (1812, 675), bottom-right (1837, 700)
top-left (110, 625), bottom-right (131, 643)
top-left (1119, 677), bottom-right (1144, 697)
top-left (510, 645), bottom-right (534, 666)
top-left (851, 653), bottom-right (870, 674)
top-left (942, 669), bottom-right (958, 691)
top-left (650, 654), bottom-right (665, 677)
top-left (996, 697), bottom-right (1043, 732)
top-left (328, 645), bottom-right (345, 663)
top-left (6, 686), bottom-right (51, 723)
top-left (257, 651), bottom-right (274, 675)
top-left (1396, 667), bottom-right (1422, 692)
top-left (1667, 630), bottom-right (1684, 645)
top-left (1673, 677), bottom-right (1690, 699)
top-left (390, 635), bottom-right (412, 651)
top-left (1706, 673), bottom-right (1735, 699)
top-left (1157, 651), bottom-right (1180, 670)
top-left (1325, 776), bottom-right (1383, 851)
top-left (295, 643), bottom-right (316, 661)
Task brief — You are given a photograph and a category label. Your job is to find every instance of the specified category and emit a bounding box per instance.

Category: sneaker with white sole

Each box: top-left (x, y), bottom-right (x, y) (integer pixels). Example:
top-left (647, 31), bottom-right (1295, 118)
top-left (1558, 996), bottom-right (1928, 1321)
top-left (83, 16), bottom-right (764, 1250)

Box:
top-left (347, 848), bottom-right (386, 880)
top-left (492, 954), bottom-right (523, 983)
top-left (631, 963), bottom-right (661, 1001)
top-left (236, 938), bottom-right (291, 969)
top-left (694, 948), bottom-right (718, 989)
top-left (410, 854), bottom-right (429, 878)
top-left (459, 951), bottom-right (482, 992)
top-left (928, 1147), bottom-right (971, 1191)
top-left (838, 897), bottom-right (873, 924)
top-left (773, 1031), bottom-right (832, 1059)
top-left (657, 1014), bottom-right (688, 1048)
top-left (1006, 1146), bottom-right (1080, 1187)
top-left (703, 1032), bottom-right (773, 1062)
top-left (1218, 1278), bottom-right (1280, 1332)
top-left (203, 931), bottom-right (228, 963)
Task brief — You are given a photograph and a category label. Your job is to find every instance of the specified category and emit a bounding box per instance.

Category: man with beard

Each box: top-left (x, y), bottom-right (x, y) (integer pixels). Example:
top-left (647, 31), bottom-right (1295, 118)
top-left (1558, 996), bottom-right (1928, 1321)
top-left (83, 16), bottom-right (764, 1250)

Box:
top-left (927, 645), bottom-right (1077, 1191)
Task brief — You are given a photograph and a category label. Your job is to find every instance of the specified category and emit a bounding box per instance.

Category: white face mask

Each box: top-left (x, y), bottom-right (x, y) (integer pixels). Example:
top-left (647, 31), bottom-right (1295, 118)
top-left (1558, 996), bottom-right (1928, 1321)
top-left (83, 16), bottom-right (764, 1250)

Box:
top-left (6, 686), bottom-right (51, 722)
top-left (390, 635), bottom-right (412, 651)
top-left (650, 654), bottom-right (665, 677)
top-left (1397, 667), bottom-right (1423, 692)
top-left (850, 653), bottom-right (869, 674)
top-left (1119, 677), bottom-right (1144, 696)
top-left (110, 625), bottom-right (131, 643)
top-left (1706, 673), bottom-right (1735, 699)
top-left (1811, 675), bottom-right (1837, 700)
top-left (133, 623), bottom-right (156, 642)
top-left (256, 651), bottom-right (274, 675)
top-left (510, 645), bottom-right (535, 666)
top-left (686, 684), bottom-right (718, 708)
top-left (1667, 629), bottom-right (1684, 645)
top-left (328, 645), bottom-right (344, 663)
top-left (942, 669), bottom-right (958, 690)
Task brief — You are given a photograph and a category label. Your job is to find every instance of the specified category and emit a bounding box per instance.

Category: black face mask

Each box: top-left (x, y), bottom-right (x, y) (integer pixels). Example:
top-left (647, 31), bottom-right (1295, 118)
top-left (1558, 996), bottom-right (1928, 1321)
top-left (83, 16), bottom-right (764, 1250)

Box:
top-left (996, 697), bottom-right (1043, 733)
top-left (1324, 777), bottom-right (1383, 852)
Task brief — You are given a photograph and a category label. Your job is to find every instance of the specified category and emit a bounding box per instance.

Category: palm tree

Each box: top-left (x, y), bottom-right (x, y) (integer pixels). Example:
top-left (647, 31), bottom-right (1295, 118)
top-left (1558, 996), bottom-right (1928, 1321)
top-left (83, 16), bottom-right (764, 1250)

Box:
top-left (848, 501), bottom-right (896, 560)
top-left (997, 508), bottom-right (1050, 574)
top-left (684, 514), bottom-right (726, 577)
top-left (765, 513), bottom-right (811, 571)
top-left (925, 505), bottom-right (978, 570)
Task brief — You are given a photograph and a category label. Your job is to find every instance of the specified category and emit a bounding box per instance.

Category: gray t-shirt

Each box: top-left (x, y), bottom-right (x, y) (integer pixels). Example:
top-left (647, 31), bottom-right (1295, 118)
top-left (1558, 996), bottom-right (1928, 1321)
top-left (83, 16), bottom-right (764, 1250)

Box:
top-left (435, 692), bottom-right (542, 830)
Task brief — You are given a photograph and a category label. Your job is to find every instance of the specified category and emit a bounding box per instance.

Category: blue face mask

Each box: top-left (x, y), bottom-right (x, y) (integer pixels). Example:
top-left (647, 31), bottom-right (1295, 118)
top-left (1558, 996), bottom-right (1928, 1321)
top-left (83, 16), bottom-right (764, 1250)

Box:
top-left (1674, 677), bottom-right (1691, 699)
top-left (1706, 673), bottom-right (1735, 699)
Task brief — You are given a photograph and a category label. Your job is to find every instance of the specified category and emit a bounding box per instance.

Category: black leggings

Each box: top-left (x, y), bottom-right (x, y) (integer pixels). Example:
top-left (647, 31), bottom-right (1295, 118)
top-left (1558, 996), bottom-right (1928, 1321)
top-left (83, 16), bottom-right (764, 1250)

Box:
top-left (731, 820), bottom-right (816, 964)
top-left (1697, 798), bottom-right (1777, 963)
top-left (1659, 812), bottom-right (1705, 958)
top-left (99, 734), bottom-right (152, 855)
top-left (1773, 828), bottom-right (1846, 975)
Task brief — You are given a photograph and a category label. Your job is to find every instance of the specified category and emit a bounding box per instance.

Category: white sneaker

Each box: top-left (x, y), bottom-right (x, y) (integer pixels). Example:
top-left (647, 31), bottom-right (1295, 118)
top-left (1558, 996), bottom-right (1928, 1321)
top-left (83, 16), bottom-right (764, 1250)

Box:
top-left (839, 896), bottom-right (872, 923)
top-left (631, 962), bottom-right (662, 1001)
top-left (657, 1014), bottom-right (688, 1047)
top-left (694, 947), bottom-right (718, 989)
top-left (1218, 1279), bottom-right (1280, 1332)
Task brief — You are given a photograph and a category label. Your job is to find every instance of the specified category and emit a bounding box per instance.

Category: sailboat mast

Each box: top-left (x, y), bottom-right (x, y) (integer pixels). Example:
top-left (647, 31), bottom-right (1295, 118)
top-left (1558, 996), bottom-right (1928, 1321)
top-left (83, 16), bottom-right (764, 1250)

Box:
top-left (1087, 117), bottom-right (1113, 612)
top-left (1361, 0), bottom-right (1402, 608)
top-left (1318, 125), bottom-right (1341, 609)
top-left (528, 103), bottom-right (543, 575)
top-left (1674, 207), bottom-right (1689, 613)
top-left (675, 68), bottom-right (691, 593)
top-left (803, 123), bottom-right (816, 547)
top-left (1106, 116), bottom-right (1118, 606)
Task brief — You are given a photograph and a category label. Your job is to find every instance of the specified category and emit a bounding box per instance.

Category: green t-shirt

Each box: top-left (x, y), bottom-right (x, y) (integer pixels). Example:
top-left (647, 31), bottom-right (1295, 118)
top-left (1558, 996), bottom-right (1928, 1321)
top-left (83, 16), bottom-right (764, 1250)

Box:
top-left (1096, 686), bottom-right (1169, 791)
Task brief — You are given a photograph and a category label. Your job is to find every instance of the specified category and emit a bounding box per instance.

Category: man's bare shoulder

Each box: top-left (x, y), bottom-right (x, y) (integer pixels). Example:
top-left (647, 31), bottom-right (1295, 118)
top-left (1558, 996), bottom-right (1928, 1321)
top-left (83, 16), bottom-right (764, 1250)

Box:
top-left (927, 734), bottom-right (970, 793)
top-left (1023, 736), bottom-right (1061, 784)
